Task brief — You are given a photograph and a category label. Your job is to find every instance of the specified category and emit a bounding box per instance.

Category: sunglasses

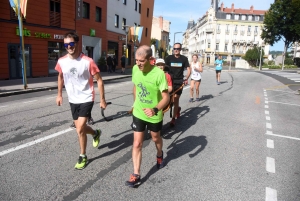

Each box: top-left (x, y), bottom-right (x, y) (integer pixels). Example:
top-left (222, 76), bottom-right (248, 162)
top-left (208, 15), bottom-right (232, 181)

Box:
top-left (173, 48), bottom-right (181, 50)
top-left (64, 42), bottom-right (76, 48)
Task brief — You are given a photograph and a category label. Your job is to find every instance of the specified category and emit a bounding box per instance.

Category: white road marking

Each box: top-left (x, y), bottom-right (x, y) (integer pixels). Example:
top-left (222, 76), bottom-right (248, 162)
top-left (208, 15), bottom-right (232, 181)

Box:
top-left (265, 110), bottom-right (269, 115)
top-left (266, 187), bottom-right (277, 201)
top-left (265, 101), bottom-right (269, 104)
top-left (0, 128), bottom-right (73, 157)
top-left (23, 100), bottom-right (37, 104)
top-left (266, 130), bottom-right (273, 134)
top-left (264, 94), bottom-right (267, 97)
top-left (0, 105), bottom-right (8, 108)
top-left (267, 139), bottom-right (274, 149)
top-left (268, 101), bottom-right (300, 107)
top-left (46, 96), bottom-right (57, 99)
top-left (266, 157), bottom-right (275, 173)
top-left (265, 105), bottom-right (269, 108)
top-left (266, 116), bottom-right (271, 121)
top-left (266, 132), bottom-right (300, 141)
top-left (266, 89), bottom-right (295, 93)
top-left (266, 123), bottom-right (272, 129)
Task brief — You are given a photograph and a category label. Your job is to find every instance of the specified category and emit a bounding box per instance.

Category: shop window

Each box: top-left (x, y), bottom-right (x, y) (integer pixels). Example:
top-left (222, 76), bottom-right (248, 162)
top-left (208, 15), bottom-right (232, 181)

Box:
top-left (48, 42), bottom-right (66, 74)
top-left (50, 0), bottom-right (61, 27)
top-left (83, 2), bottom-right (90, 19)
top-left (96, 7), bottom-right (101, 22)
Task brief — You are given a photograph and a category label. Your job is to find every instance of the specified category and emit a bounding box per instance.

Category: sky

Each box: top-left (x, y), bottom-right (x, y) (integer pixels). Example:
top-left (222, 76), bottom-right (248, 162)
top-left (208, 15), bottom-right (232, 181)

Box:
top-left (153, 0), bottom-right (283, 51)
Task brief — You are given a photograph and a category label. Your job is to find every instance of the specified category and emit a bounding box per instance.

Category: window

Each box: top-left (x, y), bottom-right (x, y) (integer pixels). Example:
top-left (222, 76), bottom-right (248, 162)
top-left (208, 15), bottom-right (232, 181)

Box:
top-left (216, 44), bottom-right (219, 51)
top-left (234, 14), bottom-right (239, 20)
top-left (217, 24), bottom-right (220, 30)
top-left (135, 0), bottom-right (137, 11)
top-left (225, 44), bottom-right (228, 51)
top-left (145, 28), bottom-right (148, 36)
top-left (139, 3), bottom-right (141, 14)
top-left (147, 8), bottom-right (149, 17)
top-left (208, 43), bottom-right (211, 48)
top-left (241, 15), bottom-right (246, 20)
top-left (83, 2), bottom-right (90, 19)
top-left (226, 24), bottom-right (229, 31)
top-left (226, 14), bottom-right (231, 19)
top-left (234, 25), bottom-right (238, 31)
top-left (248, 15), bottom-right (252, 21)
top-left (115, 14), bottom-right (119, 27)
top-left (248, 26), bottom-right (251, 32)
top-left (122, 18), bottom-right (126, 29)
top-left (96, 7), bottom-right (101, 22)
top-left (255, 16), bottom-right (260, 21)
top-left (123, 0), bottom-right (126, 5)
top-left (50, 0), bottom-right (61, 27)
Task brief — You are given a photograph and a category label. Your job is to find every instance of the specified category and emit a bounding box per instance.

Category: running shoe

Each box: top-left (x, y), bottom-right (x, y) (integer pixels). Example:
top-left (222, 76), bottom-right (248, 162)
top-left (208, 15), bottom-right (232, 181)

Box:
top-left (196, 98), bottom-right (200, 102)
top-left (217, 82), bottom-right (220, 85)
top-left (157, 151), bottom-right (164, 169)
top-left (88, 117), bottom-right (94, 125)
top-left (93, 129), bottom-right (101, 148)
top-left (170, 118), bottom-right (175, 127)
top-left (74, 155), bottom-right (88, 170)
top-left (125, 174), bottom-right (141, 187)
top-left (176, 106), bottom-right (181, 118)
top-left (189, 98), bottom-right (194, 102)
top-left (70, 122), bottom-right (76, 128)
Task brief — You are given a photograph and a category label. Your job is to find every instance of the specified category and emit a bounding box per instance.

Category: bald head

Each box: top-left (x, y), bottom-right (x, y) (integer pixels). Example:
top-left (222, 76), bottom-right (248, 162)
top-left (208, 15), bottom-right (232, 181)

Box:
top-left (135, 45), bottom-right (152, 60)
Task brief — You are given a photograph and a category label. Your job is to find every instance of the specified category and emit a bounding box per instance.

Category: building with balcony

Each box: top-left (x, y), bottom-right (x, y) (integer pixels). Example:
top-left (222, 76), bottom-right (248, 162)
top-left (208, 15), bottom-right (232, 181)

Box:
top-left (0, 0), bottom-right (154, 80)
top-left (182, 1), bottom-right (270, 65)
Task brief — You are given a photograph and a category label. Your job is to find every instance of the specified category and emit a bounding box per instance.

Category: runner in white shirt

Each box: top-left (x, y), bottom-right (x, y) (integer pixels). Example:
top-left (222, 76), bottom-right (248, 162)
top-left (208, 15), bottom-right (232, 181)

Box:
top-left (189, 54), bottom-right (203, 102)
top-left (55, 32), bottom-right (107, 170)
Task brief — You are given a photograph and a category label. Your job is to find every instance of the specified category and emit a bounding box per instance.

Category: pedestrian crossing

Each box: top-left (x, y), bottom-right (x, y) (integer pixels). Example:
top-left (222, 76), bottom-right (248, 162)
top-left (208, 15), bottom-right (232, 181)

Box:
top-left (265, 71), bottom-right (300, 82)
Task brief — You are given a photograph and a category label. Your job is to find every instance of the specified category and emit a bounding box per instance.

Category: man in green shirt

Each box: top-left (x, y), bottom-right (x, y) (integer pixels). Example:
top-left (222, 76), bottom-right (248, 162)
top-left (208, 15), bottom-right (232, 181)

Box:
top-left (125, 45), bottom-right (170, 188)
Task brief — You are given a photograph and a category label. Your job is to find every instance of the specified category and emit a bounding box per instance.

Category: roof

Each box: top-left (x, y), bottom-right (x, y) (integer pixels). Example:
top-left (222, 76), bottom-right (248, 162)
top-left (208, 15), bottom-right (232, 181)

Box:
top-left (223, 8), bottom-right (266, 15)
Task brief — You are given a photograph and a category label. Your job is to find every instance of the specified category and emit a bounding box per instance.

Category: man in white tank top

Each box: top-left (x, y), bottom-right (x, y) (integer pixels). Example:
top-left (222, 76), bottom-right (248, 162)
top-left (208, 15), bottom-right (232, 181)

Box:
top-left (55, 32), bottom-right (107, 170)
top-left (189, 54), bottom-right (203, 102)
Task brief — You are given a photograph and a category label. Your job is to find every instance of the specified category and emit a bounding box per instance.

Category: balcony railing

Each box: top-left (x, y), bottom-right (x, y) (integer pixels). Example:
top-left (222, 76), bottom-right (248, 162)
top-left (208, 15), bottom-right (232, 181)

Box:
top-left (207, 39), bottom-right (211, 43)
top-left (216, 39), bottom-right (220, 43)
top-left (232, 39), bottom-right (238, 43)
top-left (206, 28), bottom-right (214, 33)
top-left (225, 30), bottom-right (230, 35)
top-left (254, 32), bottom-right (258, 36)
top-left (240, 31), bottom-right (245, 35)
top-left (216, 29), bottom-right (221, 34)
top-left (225, 39), bottom-right (229, 44)
top-left (247, 31), bottom-right (251, 36)
top-left (234, 30), bottom-right (238, 35)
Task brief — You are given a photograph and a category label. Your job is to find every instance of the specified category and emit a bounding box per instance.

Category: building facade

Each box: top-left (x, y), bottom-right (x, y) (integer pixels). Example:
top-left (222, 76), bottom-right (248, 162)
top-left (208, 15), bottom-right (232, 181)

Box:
top-left (0, 0), bottom-right (154, 80)
top-left (151, 16), bottom-right (170, 58)
top-left (182, 1), bottom-right (270, 65)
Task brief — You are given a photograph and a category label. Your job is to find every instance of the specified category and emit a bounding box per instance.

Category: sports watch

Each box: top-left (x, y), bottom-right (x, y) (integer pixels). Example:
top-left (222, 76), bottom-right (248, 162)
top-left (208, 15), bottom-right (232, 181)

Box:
top-left (152, 107), bottom-right (159, 115)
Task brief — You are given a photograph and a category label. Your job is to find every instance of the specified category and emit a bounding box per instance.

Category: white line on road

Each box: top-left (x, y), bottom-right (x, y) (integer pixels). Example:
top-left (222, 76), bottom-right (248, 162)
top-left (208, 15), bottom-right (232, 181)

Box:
top-left (23, 100), bottom-right (37, 104)
top-left (267, 139), bottom-right (274, 149)
top-left (266, 157), bottom-right (275, 173)
top-left (266, 123), bottom-right (272, 129)
top-left (266, 116), bottom-right (271, 121)
top-left (265, 110), bottom-right (269, 115)
top-left (265, 105), bottom-right (269, 108)
top-left (265, 101), bottom-right (269, 104)
top-left (266, 187), bottom-right (277, 201)
top-left (264, 94), bottom-right (267, 97)
top-left (266, 89), bottom-right (294, 93)
top-left (268, 101), bottom-right (300, 107)
top-left (0, 128), bottom-right (73, 157)
top-left (0, 105), bottom-right (8, 108)
top-left (266, 132), bottom-right (300, 141)
top-left (46, 96), bottom-right (57, 99)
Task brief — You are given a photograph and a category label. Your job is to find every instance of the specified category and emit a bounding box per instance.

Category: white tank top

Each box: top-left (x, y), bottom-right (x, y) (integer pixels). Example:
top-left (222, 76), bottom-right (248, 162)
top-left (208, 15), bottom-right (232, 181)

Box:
top-left (191, 62), bottom-right (201, 80)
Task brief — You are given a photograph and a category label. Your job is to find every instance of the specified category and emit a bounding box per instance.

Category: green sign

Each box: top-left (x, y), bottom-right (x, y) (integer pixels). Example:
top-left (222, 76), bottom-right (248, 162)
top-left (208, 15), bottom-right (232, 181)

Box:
top-left (16, 27), bottom-right (51, 39)
top-left (90, 29), bottom-right (95, 37)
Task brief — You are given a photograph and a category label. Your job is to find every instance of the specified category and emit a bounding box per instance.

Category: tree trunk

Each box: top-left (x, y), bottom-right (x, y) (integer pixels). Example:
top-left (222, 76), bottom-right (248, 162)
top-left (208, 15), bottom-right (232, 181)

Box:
top-left (282, 43), bottom-right (288, 70)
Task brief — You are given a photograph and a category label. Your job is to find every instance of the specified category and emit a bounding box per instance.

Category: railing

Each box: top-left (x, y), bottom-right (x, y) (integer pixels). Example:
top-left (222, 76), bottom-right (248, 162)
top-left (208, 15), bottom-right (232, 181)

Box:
top-left (216, 29), bottom-right (221, 34)
top-left (225, 30), bottom-right (230, 35)
top-left (206, 28), bottom-right (214, 33)
top-left (216, 39), bottom-right (220, 43)
top-left (232, 39), bottom-right (238, 43)
top-left (234, 30), bottom-right (238, 35)
top-left (254, 32), bottom-right (258, 36)
top-left (240, 31), bottom-right (245, 35)
top-left (207, 39), bottom-right (211, 43)
top-left (247, 31), bottom-right (251, 36)
top-left (225, 39), bottom-right (229, 44)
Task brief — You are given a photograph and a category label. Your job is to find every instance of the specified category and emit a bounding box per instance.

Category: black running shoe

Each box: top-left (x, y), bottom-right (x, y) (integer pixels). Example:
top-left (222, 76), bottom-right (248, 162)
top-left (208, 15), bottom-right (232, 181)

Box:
top-left (70, 122), bottom-right (76, 128)
top-left (157, 151), bottom-right (164, 169)
top-left (125, 174), bottom-right (141, 187)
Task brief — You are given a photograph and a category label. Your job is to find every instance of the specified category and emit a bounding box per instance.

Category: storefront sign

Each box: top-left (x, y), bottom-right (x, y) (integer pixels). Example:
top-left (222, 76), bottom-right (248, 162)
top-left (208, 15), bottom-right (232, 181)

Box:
top-left (76, 0), bottom-right (83, 20)
top-left (54, 34), bottom-right (64, 39)
top-left (90, 29), bottom-right (95, 37)
top-left (16, 27), bottom-right (51, 38)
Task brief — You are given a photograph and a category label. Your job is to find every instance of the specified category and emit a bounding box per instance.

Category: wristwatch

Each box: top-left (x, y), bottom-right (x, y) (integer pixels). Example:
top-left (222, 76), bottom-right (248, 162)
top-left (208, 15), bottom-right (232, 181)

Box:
top-left (152, 107), bottom-right (159, 115)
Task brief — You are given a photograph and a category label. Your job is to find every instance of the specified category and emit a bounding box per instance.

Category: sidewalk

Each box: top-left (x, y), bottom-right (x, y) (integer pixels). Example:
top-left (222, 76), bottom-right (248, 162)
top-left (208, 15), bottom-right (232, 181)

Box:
top-left (0, 68), bottom-right (132, 97)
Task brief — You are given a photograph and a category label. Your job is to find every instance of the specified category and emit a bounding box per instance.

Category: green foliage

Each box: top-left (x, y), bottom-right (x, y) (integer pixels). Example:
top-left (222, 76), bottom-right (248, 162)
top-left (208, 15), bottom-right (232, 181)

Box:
top-left (268, 60), bottom-right (275, 65)
top-left (261, 0), bottom-right (300, 49)
top-left (265, 64), bottom-right (297, 69)
top-left (97, 56), bottom-right (106, 66)
top-left (243, 47), bottom-right (264, 67)
top-left (284, 58), bottom-right (294, 65)
top-left (150, 38), bottom-right (157, 45)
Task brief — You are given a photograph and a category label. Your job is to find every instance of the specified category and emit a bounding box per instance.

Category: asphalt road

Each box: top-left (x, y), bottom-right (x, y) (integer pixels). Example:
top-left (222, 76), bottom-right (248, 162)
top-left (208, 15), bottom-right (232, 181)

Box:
top-left (0, 68), bottom-right (299, 201)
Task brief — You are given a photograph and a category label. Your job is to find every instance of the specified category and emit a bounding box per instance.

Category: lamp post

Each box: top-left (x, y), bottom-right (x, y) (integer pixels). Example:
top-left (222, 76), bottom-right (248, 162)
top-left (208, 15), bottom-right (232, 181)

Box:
top-left (173, 31), bottom-right (183, 45)
top-left (122, 25), bottom-right (130, 68)
top-left (259, 45), bottom-right (263, 71)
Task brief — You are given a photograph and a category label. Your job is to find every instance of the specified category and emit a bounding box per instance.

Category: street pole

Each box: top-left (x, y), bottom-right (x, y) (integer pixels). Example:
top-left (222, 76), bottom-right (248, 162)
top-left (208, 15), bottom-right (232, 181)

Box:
top-left (259, 46), bottom-right (263, 71)
top-left (173, 32), bottom-right (183, 45)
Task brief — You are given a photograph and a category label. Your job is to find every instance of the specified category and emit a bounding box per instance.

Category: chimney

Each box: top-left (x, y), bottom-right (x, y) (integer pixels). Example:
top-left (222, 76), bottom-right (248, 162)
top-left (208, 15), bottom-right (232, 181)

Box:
top-left (231, 3), bottom-right (234, 12)
top-left (221, 2), bottom-right (224, 11)
top-left (159, 16), bottom-right (163, 29)
top-left (250, 5), bottom-right (254, 13)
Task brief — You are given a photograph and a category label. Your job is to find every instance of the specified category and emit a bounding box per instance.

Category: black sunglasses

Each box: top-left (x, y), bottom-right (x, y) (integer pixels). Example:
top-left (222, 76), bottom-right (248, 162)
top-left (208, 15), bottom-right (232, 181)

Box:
top-left (64, 42), bottom-right (76, 48)
top-left (173, 48), bottom-right (181, 50)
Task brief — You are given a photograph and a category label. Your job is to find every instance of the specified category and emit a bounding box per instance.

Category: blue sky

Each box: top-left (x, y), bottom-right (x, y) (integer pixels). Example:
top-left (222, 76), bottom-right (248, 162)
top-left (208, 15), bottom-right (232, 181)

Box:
top-left (153, 0), bottom-right (283, 51)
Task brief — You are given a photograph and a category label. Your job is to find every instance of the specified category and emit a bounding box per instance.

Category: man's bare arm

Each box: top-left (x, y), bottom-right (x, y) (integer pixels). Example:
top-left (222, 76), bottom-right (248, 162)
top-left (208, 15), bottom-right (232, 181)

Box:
top-left (94, 72), bottom-right (107, 109)
top-left (56, 72), bottom-right (64, 106)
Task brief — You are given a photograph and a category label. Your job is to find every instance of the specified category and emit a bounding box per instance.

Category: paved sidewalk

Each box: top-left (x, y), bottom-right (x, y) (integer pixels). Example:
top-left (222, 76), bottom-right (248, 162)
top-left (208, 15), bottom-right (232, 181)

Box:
top-left (0, 68), bottom-right (132, 97)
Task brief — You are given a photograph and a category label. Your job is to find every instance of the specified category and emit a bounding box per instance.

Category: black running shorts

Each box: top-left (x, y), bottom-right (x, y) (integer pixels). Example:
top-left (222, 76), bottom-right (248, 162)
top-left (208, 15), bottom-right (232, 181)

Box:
top-left (70, 101), bottom-right (94, 120)
top-left (131, 115), bottom-right (163, 132)
top-left (216, 70), bottom-right (222, 74)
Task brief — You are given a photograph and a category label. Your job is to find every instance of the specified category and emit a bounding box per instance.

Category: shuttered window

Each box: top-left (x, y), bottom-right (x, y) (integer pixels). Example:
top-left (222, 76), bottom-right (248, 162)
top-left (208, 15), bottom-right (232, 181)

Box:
top-left (50, 0), bottom-right (61, 27)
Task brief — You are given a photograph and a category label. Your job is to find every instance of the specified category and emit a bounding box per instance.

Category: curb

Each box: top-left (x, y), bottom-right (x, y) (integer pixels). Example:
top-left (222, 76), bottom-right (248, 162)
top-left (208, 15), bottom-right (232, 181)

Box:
top-left (0, 75), bottom-right (132, 98)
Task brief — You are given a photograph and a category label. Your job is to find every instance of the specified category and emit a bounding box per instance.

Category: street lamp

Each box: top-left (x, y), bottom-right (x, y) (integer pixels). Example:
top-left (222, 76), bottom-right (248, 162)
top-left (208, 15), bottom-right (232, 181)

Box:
top-left (173, 31), bottom-right (183, 46)
top-left (259, 45), bottom-right (263, 71)
top-left (122, 25), bottom-right (130, 68)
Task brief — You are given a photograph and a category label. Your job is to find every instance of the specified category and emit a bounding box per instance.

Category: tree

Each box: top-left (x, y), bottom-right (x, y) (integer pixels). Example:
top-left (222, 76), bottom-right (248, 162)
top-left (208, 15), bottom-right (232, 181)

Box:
top-left (243, 46), bottom-right (264, 67)
top-left (261, 0), bottom-right (300, 70)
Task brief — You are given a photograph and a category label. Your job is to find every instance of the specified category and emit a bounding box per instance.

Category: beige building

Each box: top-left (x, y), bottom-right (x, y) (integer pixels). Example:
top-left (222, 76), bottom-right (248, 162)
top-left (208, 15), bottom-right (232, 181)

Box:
top-left (182, 1), bottom-right (270, 65)
top-left (151, 16), bottom-right (171, 57)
